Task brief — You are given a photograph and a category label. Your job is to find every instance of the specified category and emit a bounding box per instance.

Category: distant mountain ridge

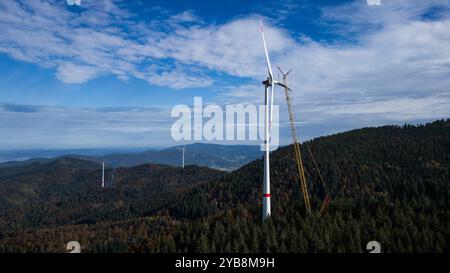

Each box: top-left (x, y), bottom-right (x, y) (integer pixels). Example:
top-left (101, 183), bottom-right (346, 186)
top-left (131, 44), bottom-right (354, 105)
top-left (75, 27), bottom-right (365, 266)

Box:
top-left (0, 148), bottom-right (147, 163)
top-left (0, 143), bottom-right (262, 171)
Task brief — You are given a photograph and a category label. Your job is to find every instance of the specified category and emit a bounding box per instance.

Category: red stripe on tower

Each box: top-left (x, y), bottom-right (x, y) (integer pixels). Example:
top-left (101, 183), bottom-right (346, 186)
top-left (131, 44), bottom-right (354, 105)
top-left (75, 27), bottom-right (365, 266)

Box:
top-left (263, 193), bottom-right (271, 197)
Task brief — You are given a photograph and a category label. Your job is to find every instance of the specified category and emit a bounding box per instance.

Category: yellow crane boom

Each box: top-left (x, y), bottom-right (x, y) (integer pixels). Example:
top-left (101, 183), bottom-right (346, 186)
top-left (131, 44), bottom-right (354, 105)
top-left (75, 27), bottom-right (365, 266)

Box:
top-left (279, 68), bottom-right (311, 215)
top-left (278, 67), bottom-right (330, 217)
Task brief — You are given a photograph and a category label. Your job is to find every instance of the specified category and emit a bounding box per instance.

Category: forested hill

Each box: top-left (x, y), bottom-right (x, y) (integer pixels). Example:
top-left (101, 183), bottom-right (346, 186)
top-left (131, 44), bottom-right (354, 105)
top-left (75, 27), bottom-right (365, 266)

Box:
top-left (0, 120), bottom-right (448, 253)
top-left (170, 119), bottom-right (450, 215)
top-left (0, 159), bottom-right (225, 230)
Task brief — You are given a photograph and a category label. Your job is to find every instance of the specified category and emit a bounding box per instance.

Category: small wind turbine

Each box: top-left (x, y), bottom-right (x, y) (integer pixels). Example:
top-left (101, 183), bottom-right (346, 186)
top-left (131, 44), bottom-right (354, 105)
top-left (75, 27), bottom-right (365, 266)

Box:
top-left (260, 20), bottom-right (291, 221)
top-left (101, 161), bottom-right (105, 188)
top-left (182, 146), bottom-right (185, 169)
top-left (175, 146), bottom-right (186, 168)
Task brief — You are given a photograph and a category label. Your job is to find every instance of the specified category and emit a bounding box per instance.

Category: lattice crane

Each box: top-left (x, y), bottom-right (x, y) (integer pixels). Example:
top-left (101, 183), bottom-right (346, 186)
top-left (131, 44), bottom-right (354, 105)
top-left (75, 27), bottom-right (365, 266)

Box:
top-left (278, 67), bottom-right (330, 217)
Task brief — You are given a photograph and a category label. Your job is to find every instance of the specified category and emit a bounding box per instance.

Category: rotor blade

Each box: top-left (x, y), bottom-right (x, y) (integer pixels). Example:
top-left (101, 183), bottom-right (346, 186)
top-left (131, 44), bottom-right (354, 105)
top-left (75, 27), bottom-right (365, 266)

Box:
top-left (285, 69), bottom-right (293, 76)
top-left (260, 20), bottom-right (273, 80)
top-left (277, 66), bottom-right (284, 76)
top-left (274, 81), bottom-right (291, 91)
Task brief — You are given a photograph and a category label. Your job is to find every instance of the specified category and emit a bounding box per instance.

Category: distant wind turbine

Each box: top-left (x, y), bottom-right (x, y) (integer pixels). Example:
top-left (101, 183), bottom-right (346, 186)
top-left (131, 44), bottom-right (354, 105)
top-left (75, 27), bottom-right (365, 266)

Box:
top-left (175, 146), bottom-right (186, 168)
top-left (182, 146), bottom-right (185, 168)
top-left (101, 161), bottom-right (105, 188)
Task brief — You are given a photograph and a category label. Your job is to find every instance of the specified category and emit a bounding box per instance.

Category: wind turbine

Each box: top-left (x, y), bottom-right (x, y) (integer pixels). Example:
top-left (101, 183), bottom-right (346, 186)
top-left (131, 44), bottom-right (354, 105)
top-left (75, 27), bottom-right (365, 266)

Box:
top-left (182, 146), bottom-right (185, 169)
top-left (260, 20), bottom-right (290, 221)
top-left (101, 161), bottom-right (105, 188)
top-left (176, 146), bottom-right (186, 168)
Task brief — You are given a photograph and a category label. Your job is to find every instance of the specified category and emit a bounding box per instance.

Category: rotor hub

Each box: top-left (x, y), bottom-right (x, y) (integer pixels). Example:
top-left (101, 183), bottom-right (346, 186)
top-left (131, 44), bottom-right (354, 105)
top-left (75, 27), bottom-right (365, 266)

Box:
top-left (262, 78), bottom-right (271, 86)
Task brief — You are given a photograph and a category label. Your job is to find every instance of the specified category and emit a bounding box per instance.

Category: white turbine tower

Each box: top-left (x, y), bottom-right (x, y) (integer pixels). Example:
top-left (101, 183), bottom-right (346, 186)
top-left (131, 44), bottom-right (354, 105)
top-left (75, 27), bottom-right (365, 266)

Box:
top-left (182, 146), bottom-right (185, 169)
top-left (260, 20), bottom-right (290, 221)
top-left (102, 161), bottom-right (105, 188)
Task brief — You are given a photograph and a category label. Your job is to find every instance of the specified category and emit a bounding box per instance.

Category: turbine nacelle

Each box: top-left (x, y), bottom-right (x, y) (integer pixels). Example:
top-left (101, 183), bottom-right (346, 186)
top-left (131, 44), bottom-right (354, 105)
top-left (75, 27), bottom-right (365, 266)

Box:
top-left (262, 78), bottom-right (291, 91)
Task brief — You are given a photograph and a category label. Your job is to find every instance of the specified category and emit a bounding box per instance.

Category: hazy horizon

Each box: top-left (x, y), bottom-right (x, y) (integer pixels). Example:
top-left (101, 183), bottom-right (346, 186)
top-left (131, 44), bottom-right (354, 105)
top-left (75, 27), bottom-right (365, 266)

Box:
top-left (1, 117), bottom-right (447, 152)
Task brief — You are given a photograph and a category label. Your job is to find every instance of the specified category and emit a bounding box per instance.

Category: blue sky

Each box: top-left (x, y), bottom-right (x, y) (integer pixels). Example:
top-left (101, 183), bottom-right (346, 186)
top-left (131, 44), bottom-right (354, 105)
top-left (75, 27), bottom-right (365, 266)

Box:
top-left (0, 0), bottom-right (449, 149)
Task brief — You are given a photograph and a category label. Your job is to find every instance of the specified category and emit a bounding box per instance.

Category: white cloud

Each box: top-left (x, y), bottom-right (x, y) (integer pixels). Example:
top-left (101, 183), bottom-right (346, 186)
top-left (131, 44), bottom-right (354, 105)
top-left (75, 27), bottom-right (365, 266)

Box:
top-left (313, 95), bottom-right (450, 120)
top-left (56, 63), bottom-right (99, 83)
top-left (0, 1), bottom-right (293, 88)
top-left (168, 10), bottom-right (201, 24)
top-left (154, 17), bottom-right (294, 78)
top-left (146, 69), bottom-right (214, 90)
